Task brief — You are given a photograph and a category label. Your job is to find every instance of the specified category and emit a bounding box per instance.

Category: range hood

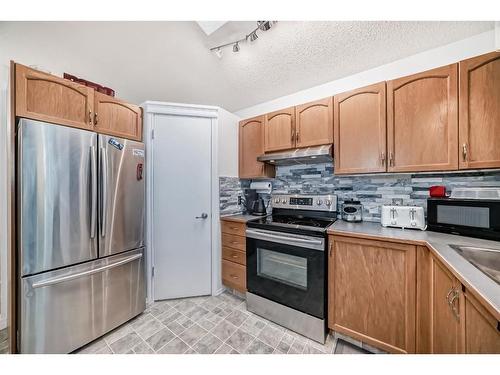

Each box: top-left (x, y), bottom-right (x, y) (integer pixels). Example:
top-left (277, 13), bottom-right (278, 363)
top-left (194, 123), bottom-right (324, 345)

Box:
top-left (257, 145), bottom-right (333, 166)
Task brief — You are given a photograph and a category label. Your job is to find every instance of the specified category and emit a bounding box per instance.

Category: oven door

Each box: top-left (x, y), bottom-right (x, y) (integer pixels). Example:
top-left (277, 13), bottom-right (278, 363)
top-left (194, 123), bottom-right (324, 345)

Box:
top-left (246, 228), bottom-right (325, 319)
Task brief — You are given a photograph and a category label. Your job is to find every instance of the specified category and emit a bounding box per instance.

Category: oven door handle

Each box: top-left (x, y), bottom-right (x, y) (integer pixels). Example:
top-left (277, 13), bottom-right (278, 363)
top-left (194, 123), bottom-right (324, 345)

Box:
top-left (246, 229), bottom-right (323, 245)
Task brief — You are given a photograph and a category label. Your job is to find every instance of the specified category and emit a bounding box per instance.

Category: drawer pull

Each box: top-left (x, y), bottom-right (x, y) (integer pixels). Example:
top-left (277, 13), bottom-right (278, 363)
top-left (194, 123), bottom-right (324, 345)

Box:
top-left (230, 274), bottom-right (239, 279)
top-left (231, 255), bottom-right (239, 259)
top-left (230, 241), bottom-right (239, 245)
top-left (229, 226), bottom-right (239, 230)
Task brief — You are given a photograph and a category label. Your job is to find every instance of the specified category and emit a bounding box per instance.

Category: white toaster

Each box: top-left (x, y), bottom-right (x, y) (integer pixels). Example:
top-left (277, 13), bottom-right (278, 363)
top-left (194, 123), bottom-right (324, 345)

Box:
top-left (381, 205), bottom-right (426, 230)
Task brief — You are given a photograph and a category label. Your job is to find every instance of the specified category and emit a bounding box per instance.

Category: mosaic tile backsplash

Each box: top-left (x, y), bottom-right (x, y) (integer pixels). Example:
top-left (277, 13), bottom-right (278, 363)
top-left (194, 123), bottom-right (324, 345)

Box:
top-left (220, 163), bottom-right (500, 222)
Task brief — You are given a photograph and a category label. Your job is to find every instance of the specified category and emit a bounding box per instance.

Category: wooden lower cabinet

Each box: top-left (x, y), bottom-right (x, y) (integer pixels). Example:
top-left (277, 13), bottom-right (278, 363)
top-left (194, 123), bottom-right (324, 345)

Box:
top-left (463, 289), bottom-right (500, 353)
top-left (328, 235), bottom-right (416, 354)
top-left (428, 252), bottom-right (463, 353)
top-left (220, 219), bottom-right (246, 293)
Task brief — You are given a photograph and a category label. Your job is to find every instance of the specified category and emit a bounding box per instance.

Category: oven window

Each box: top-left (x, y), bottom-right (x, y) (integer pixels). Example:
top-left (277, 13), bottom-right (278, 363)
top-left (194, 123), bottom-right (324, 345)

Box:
top-left (257, 248), bottom-right (307, 289)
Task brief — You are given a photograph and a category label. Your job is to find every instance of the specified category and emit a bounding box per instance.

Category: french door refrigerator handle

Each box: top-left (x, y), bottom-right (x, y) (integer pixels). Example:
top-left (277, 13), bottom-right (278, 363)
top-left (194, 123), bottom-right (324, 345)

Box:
top-left (31, 253), bottom-right (143, 289)
top-left (100, 146), bottom-right (108, 237)
top-left (90, 146), bottom-right (97, 239)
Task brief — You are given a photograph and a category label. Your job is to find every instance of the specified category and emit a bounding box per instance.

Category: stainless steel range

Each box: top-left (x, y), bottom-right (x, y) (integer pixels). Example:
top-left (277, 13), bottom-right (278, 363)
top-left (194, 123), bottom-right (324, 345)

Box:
top-left (245, 194), bottom-right (337, 343)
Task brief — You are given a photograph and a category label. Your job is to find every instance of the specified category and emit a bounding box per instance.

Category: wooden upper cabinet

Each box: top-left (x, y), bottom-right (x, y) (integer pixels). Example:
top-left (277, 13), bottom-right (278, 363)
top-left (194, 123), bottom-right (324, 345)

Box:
top-left (15, 63), bottom-right (94, 130)
top-left (428, 254), bottom-right (463, 354)
top-left (387, 64), bottom-right (458, 172)
top-left (328, 235), bottom-right (416, 354)
top-left (463, 289), bottom-right (500, 353)
top-left (334, 82), bottom-right (387, 174)
top-left (295, 97), bottom-right (333, 148)
top-left (94, 92), bottom-right (143, 141)
top-left (264, 107), bottom-right (295, 152)
top-left (239, 116), bottom-right (274, 179)
top-left (459, 51), bottom-right (500, 169)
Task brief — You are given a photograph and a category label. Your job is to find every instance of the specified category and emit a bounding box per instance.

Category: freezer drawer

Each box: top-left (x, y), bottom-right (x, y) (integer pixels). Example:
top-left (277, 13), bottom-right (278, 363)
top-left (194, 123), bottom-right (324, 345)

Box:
top-left (99, 135), bottom-right (145, 257)
top-left (18, 118), bottom-right (98, 276)
top-left (20, 248), bottom-right (145, 354)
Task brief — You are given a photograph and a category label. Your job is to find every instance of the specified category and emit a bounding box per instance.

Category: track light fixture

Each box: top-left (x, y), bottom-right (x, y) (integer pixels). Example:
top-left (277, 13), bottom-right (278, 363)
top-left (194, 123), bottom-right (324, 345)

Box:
top-left (209, 21), bottom-right (277, 58)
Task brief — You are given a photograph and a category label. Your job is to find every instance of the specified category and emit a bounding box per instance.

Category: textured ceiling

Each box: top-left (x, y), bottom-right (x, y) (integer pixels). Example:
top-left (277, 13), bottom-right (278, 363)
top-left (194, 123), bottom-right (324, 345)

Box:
top-left (0, 21), bottom-right (494, 112)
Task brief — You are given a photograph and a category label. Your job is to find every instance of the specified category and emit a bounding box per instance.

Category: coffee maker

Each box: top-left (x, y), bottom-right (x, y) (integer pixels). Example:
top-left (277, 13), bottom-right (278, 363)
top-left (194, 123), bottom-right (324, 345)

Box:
top-left (243, 189), bottom-right (267, 216)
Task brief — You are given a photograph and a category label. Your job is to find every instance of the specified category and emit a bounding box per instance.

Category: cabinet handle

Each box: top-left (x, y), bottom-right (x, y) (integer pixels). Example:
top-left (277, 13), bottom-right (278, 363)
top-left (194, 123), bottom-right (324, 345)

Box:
top-left (446, 286), bottom-right (454, 304)
top-left (89, 110), bottom-right (93, 126)
top-left (449, 288), bottom-right (460, 321)
top-left (291, 130), bottom-right (295, 142)
top-left (229, 274), bottom-right (239, 279)
top-left (231, 254), bottom-right (239, 259)
top-left (462, 143), bottom-right (468, 162)
top-left (229, 226), bottom-right (239, 230)
top-left (389, 152), bottom-right (394, 167)
top-left (296, 132), bottom-right (300, 142)
top-left (94, 112), bottom-right (98, 125)
top-left (380, 152), bottom-right (386, 166)
top-left (329, 243), bottom-right (333, 257)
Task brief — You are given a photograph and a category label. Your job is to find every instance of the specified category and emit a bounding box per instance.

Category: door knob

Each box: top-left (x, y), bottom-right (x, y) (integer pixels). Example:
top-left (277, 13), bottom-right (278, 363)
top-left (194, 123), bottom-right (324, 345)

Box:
top-left (196, 213), bottom-right (208, 219)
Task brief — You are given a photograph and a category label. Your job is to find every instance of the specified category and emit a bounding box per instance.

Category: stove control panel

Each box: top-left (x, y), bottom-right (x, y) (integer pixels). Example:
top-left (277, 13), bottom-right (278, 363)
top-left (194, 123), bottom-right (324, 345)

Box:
top-left (272, 194), bottom-right (337, 212)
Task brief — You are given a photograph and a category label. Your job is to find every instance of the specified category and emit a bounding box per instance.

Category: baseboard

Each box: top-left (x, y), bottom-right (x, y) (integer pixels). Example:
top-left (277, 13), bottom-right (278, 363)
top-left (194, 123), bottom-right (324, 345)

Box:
top-left (213, 287), bottom-right (226, 296)
top-left (0, 316), bottom-right (6, 330)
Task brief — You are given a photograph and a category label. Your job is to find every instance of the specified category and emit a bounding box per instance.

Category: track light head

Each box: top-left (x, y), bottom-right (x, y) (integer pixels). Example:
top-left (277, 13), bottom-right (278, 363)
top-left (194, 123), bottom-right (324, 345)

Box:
top-left (249, 31), bottom-right (258, 42)
top-left (214, 48), bottom-right (223, 58)
top-left (258, 21), bottom-right (272, 31)
top-left (233, 42), bottom-right (240, 52)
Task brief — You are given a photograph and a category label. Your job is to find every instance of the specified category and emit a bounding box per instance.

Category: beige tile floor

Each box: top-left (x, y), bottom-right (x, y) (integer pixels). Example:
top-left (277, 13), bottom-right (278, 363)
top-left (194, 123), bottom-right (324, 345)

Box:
top-left (73, 291), bottom-right (378, 354)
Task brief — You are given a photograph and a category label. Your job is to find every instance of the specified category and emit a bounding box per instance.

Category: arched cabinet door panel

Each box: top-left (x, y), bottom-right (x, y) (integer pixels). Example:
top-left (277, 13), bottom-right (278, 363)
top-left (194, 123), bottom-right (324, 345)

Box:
top-left (295, 97), bottom-right (333, 148)
top-left (239, 116), bottom-right (274, 179)
top-left (459, 51), bottom-right (500, 169)
top-left (387, 64), bottom-right (458, 172)
top-left (334, 83), bottom-right (386, 174)
top-left (264, 107), bottom-right (295, 152)
top-left (94, 92), bottom-right (142, 141)
top-left (15, 63), bottom-right (94, 131)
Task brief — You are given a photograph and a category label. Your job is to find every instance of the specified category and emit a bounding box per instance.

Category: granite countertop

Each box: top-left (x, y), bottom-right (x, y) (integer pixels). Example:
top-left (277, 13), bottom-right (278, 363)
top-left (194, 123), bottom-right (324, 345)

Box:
top-left (219, 213), bottom-right (265, 223)
top-left (327, 220), bottom-right (500, 320)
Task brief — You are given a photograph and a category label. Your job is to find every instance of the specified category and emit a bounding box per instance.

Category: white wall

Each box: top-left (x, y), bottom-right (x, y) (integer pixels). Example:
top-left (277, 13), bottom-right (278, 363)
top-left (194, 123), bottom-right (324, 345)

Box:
top-left (0, 64), bottom-right (9, 330)
top-left (217, 108), bottom-right (240, 177)
top-left (235, 30), bottom-right (497, 119)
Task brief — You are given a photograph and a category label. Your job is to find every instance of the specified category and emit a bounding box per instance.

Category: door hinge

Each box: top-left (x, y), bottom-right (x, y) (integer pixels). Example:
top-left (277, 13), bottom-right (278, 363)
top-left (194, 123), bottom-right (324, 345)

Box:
top-left (152, 266), bottom-right (155, 277)
top-left (151, 129), bottom-right (155, 140)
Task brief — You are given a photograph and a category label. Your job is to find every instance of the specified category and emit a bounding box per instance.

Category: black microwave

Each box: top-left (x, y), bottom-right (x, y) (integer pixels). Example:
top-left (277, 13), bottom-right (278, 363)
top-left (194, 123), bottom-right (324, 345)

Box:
top-left (427, 198), bottom-right (500, 241)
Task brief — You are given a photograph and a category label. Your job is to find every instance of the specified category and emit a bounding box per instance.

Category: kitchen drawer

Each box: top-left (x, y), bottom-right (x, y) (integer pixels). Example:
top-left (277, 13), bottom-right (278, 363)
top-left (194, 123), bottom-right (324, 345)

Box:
top-left (222, 233), bottom-right (246, 252)
top-left (222, 247), bottom-right (246, 266)
top-left (222, 259), bottom-right (246, 293)
top-left (221, 220), bottom-right (246, 236)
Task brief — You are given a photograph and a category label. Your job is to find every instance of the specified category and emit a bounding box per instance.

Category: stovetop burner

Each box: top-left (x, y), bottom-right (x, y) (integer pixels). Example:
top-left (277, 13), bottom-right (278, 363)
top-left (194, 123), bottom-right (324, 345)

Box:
top-left (269, 215), bottom-right (334, 228)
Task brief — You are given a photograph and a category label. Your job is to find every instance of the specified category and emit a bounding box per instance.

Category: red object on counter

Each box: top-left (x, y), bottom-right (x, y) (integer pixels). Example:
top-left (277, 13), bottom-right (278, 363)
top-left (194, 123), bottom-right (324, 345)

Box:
top-left (430, 185), bottom-right (447, 197)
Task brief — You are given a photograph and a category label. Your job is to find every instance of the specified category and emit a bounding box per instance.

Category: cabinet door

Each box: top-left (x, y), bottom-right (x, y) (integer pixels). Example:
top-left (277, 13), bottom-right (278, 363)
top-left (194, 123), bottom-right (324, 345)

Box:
top-left (334, 82), bottom-right (387, 174)
top-left (328, 236), bottom-right (416, 354)
top-left (387, 64), bottom-right (458, 172)
top-left (459, 52), bottom-right (500, 169)
top-left (429, 255), bottom-right (462, 353)
top-left (15, 63), bottom-right (94, 130)
top-left (239, 116), bottom-right (274, 179)
top-left (94, 92), bottom-right (142, 141)
top-left (463, 290), bottom-right (500, 353)
top-left (264, 107), bottom-right (295, 152)
top-left (295, 97), bottom-right (333, 148)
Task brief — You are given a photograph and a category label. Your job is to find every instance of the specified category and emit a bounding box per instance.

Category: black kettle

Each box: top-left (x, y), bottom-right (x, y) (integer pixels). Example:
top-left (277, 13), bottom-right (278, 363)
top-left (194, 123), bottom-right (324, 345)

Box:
top-left (251, 198), bottom-right (267, 216)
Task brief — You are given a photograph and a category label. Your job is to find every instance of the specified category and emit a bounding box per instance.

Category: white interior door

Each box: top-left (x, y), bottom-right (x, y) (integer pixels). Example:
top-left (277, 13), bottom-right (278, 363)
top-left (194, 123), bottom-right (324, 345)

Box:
top-left (152, 114), bottom-right (212, 300)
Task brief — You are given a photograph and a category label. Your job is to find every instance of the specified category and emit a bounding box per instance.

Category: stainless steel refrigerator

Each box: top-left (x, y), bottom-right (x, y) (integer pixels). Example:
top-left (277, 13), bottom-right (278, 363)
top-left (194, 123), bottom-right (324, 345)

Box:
top-left (17, 118), bottom-right (146, 353)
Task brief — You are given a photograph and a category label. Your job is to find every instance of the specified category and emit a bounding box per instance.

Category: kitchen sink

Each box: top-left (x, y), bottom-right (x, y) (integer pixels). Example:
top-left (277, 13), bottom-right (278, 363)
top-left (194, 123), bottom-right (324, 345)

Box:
top-left (449, 245), bottom-right (500, 284)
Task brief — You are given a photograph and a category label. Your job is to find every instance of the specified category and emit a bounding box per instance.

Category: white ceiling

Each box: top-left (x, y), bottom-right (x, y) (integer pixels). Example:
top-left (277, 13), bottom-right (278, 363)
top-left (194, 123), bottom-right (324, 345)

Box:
top-left (0, 21), bottom-right (494, 112)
